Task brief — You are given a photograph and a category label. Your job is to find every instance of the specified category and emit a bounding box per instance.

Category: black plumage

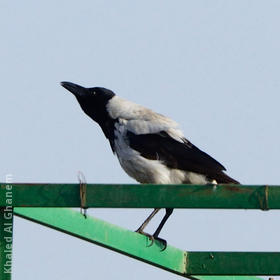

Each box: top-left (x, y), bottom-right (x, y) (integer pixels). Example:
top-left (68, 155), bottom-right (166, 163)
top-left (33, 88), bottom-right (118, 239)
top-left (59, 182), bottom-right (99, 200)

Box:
top-left (126, 130), bottom-right (239, 184)
top-left (61, 81), bottom-right (240, 249)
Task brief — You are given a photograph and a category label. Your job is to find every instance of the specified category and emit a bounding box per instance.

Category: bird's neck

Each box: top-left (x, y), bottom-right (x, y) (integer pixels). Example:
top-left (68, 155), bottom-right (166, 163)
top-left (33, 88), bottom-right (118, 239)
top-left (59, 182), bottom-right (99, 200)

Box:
top-left (98, 118), bottom-right (117, 152)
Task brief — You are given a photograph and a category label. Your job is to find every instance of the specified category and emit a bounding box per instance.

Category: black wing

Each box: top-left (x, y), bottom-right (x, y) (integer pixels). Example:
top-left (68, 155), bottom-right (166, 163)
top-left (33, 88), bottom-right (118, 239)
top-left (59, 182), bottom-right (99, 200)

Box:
top-left (126, 130), bottom-right (238, 184)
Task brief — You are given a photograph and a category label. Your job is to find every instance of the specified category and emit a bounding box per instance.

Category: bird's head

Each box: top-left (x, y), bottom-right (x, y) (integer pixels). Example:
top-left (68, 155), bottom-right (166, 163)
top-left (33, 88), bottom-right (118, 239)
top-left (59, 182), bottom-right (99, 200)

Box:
top-left (61, 81), bottom-right (115, 124)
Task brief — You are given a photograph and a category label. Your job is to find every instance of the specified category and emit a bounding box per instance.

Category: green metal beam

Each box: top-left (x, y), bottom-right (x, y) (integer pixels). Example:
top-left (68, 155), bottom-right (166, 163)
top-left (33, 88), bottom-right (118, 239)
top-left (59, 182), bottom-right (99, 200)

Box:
top-left (0, 207), bottom-right (13, 280)
top-left (14, 208), bottom-right (186, 275)
top-left (1, 183), bottom-right (279, 209)
top-left (186, 251), bottom-right (280, 275)
top-left (13, 208), bottom-right (274, 277)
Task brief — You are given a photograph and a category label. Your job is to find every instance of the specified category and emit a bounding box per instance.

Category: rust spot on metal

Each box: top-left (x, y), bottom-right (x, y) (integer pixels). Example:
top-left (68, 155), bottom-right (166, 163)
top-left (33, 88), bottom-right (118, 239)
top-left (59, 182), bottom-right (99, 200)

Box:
top-left (223, 184), bottom-right (250, 193)
top-left (249, 185), bottom-right (270, 210)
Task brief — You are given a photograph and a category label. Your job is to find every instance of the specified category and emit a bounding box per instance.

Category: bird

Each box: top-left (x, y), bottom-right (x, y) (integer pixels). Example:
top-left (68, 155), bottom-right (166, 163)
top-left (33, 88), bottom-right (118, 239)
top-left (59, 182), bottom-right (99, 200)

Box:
top-left (61, 81), bottom-right (239, 247)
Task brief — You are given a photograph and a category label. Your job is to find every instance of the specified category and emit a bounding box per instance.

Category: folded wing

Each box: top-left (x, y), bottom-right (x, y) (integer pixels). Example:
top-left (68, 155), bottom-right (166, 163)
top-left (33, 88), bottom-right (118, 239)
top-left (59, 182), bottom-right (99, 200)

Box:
top-left (126, 130), bottom-right (239, 184)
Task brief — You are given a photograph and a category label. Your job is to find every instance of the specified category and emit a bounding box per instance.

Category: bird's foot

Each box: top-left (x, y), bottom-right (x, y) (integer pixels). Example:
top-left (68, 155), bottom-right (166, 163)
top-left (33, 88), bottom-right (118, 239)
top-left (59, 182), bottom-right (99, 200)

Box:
top-left (152, 236), bottom-right (167, 251)
top-left (135, 230), bottom-right (154, 246)
top-left (135, 230), bottom-right (167, 251)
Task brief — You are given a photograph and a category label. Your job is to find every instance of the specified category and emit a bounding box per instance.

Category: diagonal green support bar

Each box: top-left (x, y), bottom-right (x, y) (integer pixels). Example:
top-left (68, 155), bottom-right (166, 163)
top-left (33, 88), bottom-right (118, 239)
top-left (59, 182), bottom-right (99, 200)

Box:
top-left (1, 183), bottom-right (280, 209)
top-left (14, 208), bottom-right (186, 275)
top-left (13, 208), bottom-right (270, 278)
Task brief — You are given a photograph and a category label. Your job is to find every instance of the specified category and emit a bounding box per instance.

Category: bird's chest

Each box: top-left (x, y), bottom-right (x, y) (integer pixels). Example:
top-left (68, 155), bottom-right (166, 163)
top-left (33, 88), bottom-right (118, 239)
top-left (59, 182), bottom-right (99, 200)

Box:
top-left (113, 125), bottom-right (140, 171)
top-left (112, 122), bottom-right (172, 184)
top-left (112, 123), bottom-right (152, 182)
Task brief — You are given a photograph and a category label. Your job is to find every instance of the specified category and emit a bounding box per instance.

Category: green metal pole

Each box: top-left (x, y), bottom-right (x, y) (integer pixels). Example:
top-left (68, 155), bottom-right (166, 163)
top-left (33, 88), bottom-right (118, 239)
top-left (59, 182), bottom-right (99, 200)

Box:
top-left (186, 251), bottom-right (280, 275)
top-left (1, 183), bottom-right (279, 209)
top-left (0, 207), bottom-right (13, 280)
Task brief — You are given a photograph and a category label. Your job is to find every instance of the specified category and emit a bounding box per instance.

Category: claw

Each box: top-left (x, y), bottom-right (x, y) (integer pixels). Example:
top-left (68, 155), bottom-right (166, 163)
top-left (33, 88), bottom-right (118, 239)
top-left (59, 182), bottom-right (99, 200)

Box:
top-left (136, 230), bottom-right (167, 250)
top-left (147, 234), bottom-right (155, 247)
top-left (135, 230), bottom-right (155, 246)
top-left (153, 237), bottom-right (167, 251)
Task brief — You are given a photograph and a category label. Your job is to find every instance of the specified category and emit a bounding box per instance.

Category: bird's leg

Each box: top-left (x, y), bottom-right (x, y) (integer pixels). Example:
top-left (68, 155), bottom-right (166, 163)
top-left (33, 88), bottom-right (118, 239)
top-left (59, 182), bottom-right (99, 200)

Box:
top-left (153, 208), bottom-right (174, 238)
top-left (152, 208), bottom-right (174, 250)
top-left (135, 208), bottom-right (161, 234)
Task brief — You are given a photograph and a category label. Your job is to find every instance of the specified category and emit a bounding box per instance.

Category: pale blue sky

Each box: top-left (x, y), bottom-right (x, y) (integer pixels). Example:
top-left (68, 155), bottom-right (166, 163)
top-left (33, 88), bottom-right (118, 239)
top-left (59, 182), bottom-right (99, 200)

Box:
top-left (1, 1), bottom-right (280, 279)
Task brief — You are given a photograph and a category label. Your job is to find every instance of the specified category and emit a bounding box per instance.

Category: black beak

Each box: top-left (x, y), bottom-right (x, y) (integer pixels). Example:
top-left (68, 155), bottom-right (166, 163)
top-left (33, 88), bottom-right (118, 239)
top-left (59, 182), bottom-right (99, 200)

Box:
top-left (60, 81), bottom-right (87, 97)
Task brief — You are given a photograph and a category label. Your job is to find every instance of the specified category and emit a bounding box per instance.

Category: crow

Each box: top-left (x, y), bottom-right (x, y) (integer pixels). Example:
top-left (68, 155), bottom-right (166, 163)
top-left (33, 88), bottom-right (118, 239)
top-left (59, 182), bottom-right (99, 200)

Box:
top-left (61, 81), bottom-right (239, 247)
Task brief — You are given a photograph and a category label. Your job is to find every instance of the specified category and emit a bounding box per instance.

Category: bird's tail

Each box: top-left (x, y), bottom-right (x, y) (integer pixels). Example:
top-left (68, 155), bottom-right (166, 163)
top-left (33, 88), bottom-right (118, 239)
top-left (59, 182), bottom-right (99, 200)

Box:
top-left (216, 172), bottom-right (240, 184)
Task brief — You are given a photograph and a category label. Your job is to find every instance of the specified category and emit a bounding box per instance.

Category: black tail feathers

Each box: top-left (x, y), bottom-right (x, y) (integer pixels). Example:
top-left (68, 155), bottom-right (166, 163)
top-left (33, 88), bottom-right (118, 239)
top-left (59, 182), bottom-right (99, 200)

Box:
top-left (215, 172), bottom-right (240, 184)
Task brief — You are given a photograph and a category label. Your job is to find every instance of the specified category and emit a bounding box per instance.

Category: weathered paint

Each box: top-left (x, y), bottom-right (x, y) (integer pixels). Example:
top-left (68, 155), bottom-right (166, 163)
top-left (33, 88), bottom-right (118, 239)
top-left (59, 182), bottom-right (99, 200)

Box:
top-left (0, 184), bottom-right (280, 209)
